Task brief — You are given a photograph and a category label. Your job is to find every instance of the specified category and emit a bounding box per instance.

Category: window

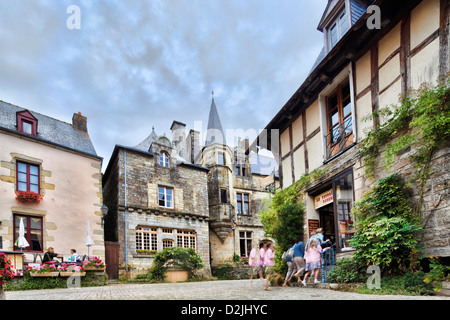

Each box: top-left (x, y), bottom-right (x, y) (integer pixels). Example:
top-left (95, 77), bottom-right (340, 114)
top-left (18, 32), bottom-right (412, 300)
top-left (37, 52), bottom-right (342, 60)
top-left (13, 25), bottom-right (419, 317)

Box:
top-left (162, 239), bottom-right (174, 249)
top-left (236, 193), bottom-right (250, 215)
top-left (218, 152), bottom-right (225, 165)
top-left (14, 215), bottom-right (43, 252)
top-left (328, 10), bottom-right (349, 49)
top-left (158, 186), bottom-right (173, 208)
top-left (220, 189), bottom-right (228, 204)
top-left (159, 152), bottom-right (170, 167)
top-left (177, 230), bottom-right (197, 250)
top-left (16, 162), bottom-right (40, 193)
top-left (239, 231), bottom-right (252, 257)
top-left (235, 161), bottom-right (246, 177)
top-left (326, 78), bottom-right (353, 158)
top-left (333, 170), bottom-right (355, 252)
top-left (17, 111), bottom-right (37, 137)
top-left (136, 226), bottom-right (158, 251)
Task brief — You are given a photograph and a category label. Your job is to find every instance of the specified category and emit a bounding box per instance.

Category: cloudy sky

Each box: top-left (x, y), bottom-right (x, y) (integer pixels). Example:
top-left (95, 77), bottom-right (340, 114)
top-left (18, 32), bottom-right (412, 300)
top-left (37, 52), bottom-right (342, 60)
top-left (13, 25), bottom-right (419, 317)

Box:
top-left (0, 0), bottom-right (328, 169)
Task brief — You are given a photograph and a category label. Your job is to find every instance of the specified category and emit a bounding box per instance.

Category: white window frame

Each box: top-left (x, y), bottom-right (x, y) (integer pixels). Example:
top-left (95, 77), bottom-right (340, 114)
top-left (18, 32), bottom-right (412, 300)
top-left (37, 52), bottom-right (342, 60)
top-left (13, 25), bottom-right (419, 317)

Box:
top-left (136, 226), bottom-right (158, 251)
top-left (326, 4), bottom-right (351, 52)
top-left (159, 152), bottom-right (170, 167)
top-left (158, 186), bottom-right (174, 208)
top-left (177, 230), bottom-right (197, 250)
top-left (318, 63), bottom-right (357, 161)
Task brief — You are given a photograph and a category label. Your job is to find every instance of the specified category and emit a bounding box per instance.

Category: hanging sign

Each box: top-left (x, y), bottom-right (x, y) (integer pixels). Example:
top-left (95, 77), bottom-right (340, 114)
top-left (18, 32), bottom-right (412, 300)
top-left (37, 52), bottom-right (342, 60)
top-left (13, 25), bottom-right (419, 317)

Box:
top-left (308, 219), bottom-right (320, 238)
top-left (314, 189), bottom-right (333, 209)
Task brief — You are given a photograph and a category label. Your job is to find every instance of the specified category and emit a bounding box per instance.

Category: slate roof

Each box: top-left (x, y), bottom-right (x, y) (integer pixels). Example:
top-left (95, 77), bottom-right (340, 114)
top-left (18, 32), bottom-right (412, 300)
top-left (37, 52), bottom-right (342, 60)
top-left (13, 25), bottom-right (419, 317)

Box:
top-left (205, 97), bottom-right (226, 146)
top-left (135, 126), bottom-right (158, 152)
top-left (310, 0), bottom-right (374, 75)
top-left (0, 100), bottom-right (100, 159)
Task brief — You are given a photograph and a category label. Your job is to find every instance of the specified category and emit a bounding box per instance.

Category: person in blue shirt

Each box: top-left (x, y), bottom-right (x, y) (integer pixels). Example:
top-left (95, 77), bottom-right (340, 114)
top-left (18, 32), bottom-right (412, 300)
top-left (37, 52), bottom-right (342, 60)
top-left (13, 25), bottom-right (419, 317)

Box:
top-left (292, 240), bottom-right (306, 281)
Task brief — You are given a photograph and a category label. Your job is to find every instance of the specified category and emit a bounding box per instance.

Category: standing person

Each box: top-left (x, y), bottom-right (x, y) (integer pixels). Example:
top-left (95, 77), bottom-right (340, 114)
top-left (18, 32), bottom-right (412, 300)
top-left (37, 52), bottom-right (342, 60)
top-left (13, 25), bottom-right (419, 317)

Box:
top-left (314, 228), bottom-right (330, 247)
top-left (282, 246), bottom-right (296, 287)
top-left (248, 245), bottom-right (259, 289)
top-left (292, 239), bottom-right (306, 282)
top-left (263, 243), bottom-right (275, 291)
top-left (258, 242), bottom-right (266, 280)
top-left (301, 240), bottom-right (329, 286)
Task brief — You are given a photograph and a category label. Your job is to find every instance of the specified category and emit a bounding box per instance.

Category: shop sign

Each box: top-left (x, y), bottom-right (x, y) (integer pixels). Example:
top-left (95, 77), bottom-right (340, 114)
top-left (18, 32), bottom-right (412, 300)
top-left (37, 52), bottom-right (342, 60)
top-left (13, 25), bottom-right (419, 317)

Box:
top-left (308, 219), bottom-right (320, 238)
top-left (314, 189), bottom-right (333, 209)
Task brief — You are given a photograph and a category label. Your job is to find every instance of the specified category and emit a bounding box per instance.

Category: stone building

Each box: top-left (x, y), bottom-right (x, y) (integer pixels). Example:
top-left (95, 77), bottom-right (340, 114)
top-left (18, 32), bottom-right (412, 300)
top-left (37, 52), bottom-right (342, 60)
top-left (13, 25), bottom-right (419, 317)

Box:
top-left (195, 97), bottom-right (277, 266)
top-left (253, 0), bottom-right (450, 258)
top-left (0, 101), bottom-right (105, 269)
top-left (103, 96), bottom-right (278, 277)
top-left (102, 132), bottom-right (211, 278)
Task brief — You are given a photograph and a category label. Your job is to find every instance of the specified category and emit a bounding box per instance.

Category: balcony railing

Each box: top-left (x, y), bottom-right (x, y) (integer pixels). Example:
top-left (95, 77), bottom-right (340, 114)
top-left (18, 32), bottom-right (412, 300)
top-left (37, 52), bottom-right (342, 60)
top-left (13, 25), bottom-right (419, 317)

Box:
top-left (325, 118), bottom-right (354, 159)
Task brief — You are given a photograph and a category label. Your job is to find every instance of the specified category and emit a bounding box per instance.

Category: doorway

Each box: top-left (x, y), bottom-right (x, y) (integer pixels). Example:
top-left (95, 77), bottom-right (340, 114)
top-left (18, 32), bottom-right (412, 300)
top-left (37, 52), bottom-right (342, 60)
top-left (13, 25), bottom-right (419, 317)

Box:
top-left (319, 204), bottom-right (335, 247)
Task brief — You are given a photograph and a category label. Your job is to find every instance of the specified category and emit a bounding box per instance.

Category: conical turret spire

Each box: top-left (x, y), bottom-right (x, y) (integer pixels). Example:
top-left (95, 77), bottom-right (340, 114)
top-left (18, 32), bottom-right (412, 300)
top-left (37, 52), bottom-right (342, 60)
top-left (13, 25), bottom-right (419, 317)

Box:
top-left (205, 92), bottom-right (226, 146)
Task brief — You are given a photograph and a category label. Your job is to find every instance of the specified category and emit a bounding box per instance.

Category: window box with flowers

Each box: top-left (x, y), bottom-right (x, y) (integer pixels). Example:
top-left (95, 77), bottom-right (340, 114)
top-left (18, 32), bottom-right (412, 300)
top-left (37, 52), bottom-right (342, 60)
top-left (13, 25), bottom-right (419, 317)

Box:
top-left (82, 256), bottom-right (106, 271)
top-left (58, 263), bottom-right (86, 277)
top-left (15, 191), bottom-right (43, 205)
top-left (27, 261), bottom-right (59, 277)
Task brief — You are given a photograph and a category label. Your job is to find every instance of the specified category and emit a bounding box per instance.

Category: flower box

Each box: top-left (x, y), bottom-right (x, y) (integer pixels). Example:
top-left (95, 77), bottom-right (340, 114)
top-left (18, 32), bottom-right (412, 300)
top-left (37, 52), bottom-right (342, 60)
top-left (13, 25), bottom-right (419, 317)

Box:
top-left (84, 266), bottom-right (105, 271)
top-left (15, 191), bottom-right (43, 204)
top-left (59, 272), bottom-right (86, 277)
top-left (166, 269), bottom-right (188, 283)
top-left (30, 272), bottom-right (59, 277)
top-left (82, 256), bottom-right (106, 271)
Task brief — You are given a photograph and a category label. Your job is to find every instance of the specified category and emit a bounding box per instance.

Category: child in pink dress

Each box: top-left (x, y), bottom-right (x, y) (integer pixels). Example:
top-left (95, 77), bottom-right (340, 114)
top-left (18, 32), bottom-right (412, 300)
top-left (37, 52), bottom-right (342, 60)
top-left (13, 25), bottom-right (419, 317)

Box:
top-left (301, 240), bottom-right (329, 286)
top-left (264, 243), bottom-right (275, 291)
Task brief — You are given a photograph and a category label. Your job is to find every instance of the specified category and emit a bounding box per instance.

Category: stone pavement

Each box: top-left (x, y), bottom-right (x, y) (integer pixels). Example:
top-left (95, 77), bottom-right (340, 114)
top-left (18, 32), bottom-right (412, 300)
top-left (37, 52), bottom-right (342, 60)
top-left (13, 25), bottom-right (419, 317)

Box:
top-left (5, 279), bottom-right (450, 300)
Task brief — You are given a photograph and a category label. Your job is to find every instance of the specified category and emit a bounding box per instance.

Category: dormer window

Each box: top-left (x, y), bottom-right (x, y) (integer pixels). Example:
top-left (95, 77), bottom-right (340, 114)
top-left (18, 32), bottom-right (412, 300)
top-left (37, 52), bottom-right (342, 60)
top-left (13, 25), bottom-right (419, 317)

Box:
top-left (159, 152), bottom-right (170, 167)
top-left (17, 110), bottom-right (37, 137)
top-left (328, 10), bottom-right (349, 49)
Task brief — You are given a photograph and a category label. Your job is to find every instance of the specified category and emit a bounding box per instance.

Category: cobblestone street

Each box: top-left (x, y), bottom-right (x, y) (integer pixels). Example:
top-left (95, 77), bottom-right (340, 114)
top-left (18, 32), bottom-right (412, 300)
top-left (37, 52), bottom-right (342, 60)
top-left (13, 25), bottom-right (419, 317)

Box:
top-left (5, 279), bottom-right (450, 300)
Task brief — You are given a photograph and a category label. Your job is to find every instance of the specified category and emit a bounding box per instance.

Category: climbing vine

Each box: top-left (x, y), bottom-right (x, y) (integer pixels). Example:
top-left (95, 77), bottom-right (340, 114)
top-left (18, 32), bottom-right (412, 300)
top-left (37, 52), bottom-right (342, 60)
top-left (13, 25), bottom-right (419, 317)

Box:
top-left (360, 78), bottom-right (450, 216)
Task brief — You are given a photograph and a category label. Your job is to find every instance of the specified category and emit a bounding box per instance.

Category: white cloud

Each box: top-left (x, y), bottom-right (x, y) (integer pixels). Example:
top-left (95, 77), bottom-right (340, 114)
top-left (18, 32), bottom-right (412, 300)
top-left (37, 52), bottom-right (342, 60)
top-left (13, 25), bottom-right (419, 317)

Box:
top-left (0, 0), bottom-right (328, 169)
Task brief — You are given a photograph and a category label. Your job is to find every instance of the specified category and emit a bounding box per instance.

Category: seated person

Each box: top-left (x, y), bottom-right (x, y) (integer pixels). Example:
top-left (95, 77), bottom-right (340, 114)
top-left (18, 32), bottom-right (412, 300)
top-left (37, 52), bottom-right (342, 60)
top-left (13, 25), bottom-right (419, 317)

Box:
top-left (42, 247), bottom-right (61, 264)
top-left (68, 249), bottom-right (82, 264)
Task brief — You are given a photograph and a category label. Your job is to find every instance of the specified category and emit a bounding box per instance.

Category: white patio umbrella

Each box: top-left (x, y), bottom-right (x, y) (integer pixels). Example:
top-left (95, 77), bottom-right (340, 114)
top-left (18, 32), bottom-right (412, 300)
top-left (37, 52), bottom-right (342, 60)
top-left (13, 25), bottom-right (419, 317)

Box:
top-left (15, 217), bottom-right (29, 251)
top-left (86, 219), bottom-right (94, 259)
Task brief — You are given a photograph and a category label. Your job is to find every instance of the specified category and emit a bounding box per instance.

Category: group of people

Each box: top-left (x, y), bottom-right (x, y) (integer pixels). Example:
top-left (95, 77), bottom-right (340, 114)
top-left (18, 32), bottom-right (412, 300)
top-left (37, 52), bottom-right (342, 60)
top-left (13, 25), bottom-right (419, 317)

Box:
top-left (247, 228), bottom-right (331, 290)
top-left (42, 247), bottom-right (83, 265)
top-left (284, 228), bottom-right (331, 286)
top-left (248, 242), bottom-right (275, 291)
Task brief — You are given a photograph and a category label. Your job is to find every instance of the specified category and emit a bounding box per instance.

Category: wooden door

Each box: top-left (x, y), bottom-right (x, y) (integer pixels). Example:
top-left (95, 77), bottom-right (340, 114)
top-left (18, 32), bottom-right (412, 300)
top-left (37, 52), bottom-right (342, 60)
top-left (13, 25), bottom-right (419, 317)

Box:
top-left (105, 241), bottom-right (120, 280)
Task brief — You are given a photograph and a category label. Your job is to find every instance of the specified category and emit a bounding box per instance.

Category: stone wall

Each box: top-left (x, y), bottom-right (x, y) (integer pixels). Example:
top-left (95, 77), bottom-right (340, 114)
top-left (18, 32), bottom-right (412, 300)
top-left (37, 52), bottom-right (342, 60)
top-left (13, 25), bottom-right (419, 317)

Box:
top-left (105, 147), bottom-right (211, 276)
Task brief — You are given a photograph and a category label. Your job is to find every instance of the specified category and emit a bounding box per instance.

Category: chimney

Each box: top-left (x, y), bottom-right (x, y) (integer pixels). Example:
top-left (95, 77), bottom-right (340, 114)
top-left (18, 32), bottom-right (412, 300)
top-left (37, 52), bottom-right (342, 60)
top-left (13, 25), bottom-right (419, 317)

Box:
top-left (72, 112), bottom-right (88, 133)
top-left (170, 120), bottom-right (186, 157)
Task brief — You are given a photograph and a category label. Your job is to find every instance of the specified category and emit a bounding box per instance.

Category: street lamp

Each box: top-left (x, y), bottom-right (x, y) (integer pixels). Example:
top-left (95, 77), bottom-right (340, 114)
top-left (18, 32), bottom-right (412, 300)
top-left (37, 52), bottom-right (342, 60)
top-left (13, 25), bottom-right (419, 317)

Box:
top-left (101, 205), bottom-right (108, 227)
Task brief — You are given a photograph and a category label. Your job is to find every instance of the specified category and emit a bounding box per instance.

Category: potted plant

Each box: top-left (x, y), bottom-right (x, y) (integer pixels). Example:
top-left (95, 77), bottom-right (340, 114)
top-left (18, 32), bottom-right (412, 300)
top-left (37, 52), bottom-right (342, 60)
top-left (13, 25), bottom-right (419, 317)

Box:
top-left (28, 261), bottom-right (59, 277)
top-left (58, 263), bottom-right (86, 277)
top-left (0, 253), bottom-right (15, 300)
top-left (82, 256), bottom-right (106, 271)
top-left (15, 191), bottom-right (43, 205)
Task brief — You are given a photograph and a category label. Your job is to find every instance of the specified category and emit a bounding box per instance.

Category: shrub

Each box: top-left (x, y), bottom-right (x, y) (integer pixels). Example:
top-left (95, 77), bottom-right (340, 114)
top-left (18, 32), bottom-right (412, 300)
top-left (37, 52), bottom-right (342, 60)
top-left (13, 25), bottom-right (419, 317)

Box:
top-left (327, 257), bottom-right (366, 284)
top-left (350, 174), bottom-right (422, 273)
top-left (148, 247), bottom-right (204, 281)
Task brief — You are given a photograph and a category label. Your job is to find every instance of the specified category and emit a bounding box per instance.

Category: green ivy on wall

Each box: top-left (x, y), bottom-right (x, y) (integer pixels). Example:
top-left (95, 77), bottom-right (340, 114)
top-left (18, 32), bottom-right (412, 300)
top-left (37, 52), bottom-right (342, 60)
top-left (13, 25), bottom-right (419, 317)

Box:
top-left (360, 78), bottom-right (450, 216)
